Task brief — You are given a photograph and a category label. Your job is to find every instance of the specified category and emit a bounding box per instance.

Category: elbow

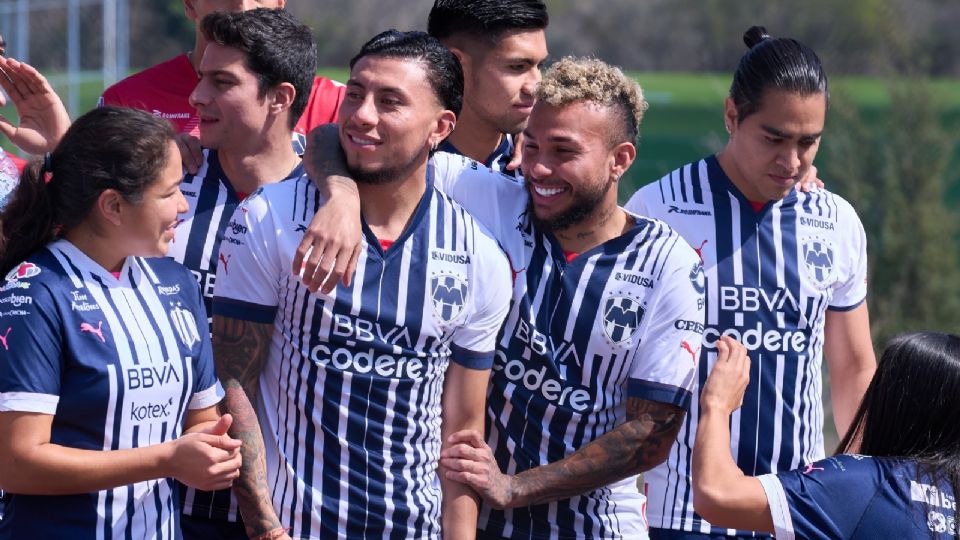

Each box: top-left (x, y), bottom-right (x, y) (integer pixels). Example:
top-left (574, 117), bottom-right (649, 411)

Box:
top-left (637, 444), bottom-right (672, 474)
top-left (692, 483), bottom-right (727, 525)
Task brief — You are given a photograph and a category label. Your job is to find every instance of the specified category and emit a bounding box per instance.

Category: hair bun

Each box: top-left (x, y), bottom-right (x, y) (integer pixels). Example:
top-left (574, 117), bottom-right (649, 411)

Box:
top-left (743, 26), bottom-right (772, 49)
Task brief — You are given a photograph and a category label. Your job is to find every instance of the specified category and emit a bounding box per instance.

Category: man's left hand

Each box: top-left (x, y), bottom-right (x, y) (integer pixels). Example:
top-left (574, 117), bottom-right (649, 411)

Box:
top-left (440, 429), bottom-right (516, 509)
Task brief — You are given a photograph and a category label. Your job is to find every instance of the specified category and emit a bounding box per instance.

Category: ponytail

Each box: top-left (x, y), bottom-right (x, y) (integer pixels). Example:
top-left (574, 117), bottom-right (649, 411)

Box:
top-left (0, 159), bottom-right (58, 274)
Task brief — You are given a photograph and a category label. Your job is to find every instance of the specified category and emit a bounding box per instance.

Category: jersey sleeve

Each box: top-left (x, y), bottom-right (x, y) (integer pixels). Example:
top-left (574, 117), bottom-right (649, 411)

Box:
top-left (829, 199), bottom-right (868, 311)
top-left (430, 151), bottom-right (526, 241)
top-left (211, 190), bottom-right (283, 324)
top-left (0, 281), bottom-right (63, 414)
top-left (624, 184), bottom-right (653, 217)
top-left (626, 236), bottom-right (703, 410)
top-left (757, 455), bottom-right (882, 540)
top-left (450, 233), bottom-right (512, 370)
top-left (186, 276), bottom-right (224, 410)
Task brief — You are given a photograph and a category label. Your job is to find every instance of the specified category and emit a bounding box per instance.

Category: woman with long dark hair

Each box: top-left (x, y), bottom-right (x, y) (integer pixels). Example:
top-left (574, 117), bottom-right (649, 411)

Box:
top-left (694, 333), bottom-right (959, 539)
top-left (0, 106), bottom-right (241, 539)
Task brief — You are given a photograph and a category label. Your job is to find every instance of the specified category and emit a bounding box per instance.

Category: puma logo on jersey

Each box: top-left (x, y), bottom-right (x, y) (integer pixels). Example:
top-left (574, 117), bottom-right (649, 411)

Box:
top-left (693, 240), bottom-right (708, 264)
top-left (0, 327), bottom-right (11, 350)
top-left (80, 320), bottom-right (105, 343)
top-left (681, 340), bottom-right (700, 364)
top-left (219, 253), bottom-right (231, 275)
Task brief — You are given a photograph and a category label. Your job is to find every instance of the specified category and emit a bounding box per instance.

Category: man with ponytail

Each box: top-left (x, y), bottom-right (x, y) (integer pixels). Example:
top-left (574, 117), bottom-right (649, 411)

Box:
top-left (625, 26), bottom-right (877, 539)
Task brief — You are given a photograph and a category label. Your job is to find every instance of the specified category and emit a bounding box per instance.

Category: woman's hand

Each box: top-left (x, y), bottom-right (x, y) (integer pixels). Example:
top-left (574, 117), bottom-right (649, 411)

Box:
top-left (167, 414), bottom-right (242, 491)
top-left (699, 335), bottom-right (750, 416)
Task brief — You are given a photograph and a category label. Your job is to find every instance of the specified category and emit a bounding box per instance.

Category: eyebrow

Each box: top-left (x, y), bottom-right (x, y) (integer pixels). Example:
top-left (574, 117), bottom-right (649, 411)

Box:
top-left (522, 129), bottom-right (580, 145)
top-left (761, 124), bottom-right (823, 140)
top-left (346, 80), bottom-right (407, 95)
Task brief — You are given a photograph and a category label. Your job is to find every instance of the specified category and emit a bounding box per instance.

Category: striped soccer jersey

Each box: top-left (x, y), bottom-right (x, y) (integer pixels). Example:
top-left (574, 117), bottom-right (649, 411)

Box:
top-left (625, 155), bottom-right (868, 536)
top-left (166, 149), bottom-right (303, 521)
top-left (0, 239), bottom-right (222, 540)
top-left (432, 152), bottom-right (705, 539)
top-left (211, 166), bottom-right (512, 539)
top-left (759, 455), bottom-right (957, 540)
top-left (438, 133), bottom-right (519, 178)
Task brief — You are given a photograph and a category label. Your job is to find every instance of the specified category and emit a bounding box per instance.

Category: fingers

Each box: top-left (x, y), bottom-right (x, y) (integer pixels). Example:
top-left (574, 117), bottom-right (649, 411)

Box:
top-left (202, 414), bottom-right (233, 437)
top-left (176, 133), bottom-right (203, 175)
top-left (341, 245), bottom-right (361, 288)
top-left (445, 429), bottom-right (486, 448)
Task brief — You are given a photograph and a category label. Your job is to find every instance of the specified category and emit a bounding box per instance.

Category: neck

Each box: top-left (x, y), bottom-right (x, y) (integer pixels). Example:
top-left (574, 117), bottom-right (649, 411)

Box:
top-left (716, 147), bottom-right (765, 202)
top-left (552, 200), bottom-right (630, 255)
top-left (63, 222), bottom-right (126, 273)
top-left (218, 130), bottom-right (300, 194)
top-left (356, 159), bottom-right (430, 242)
top-left (446, 108), bottom-right (504, 163)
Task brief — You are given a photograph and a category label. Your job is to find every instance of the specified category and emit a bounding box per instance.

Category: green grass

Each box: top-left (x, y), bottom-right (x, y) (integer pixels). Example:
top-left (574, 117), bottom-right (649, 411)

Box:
top-left (4, 68), bottom-right (959, 204)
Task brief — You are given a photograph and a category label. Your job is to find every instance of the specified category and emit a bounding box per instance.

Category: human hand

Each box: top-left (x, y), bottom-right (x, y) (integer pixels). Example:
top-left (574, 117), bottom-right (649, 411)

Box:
top-left (440, 429), bottom-right (516, 509)
top-left (176, 132), bottom-right (203, 175)
top-left (0, 56), bottom-right (71, 154)
top-left (293, 123), bottom-right (362, 295)
top-left (505, 132), bottom-right (524, 172)
top-left (797, 164), bottom-right (825, 192)
top-left (168, 414), bottom-right (242, 491)
top-left (699, 336), bottom-right (750, 415)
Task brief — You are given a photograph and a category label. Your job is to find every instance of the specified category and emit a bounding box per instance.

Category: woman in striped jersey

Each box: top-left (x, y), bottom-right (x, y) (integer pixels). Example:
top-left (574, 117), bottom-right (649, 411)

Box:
top-left (695, 333), bottom-right (960, 539)
top-left (0, 107), bottom-right (241, 539)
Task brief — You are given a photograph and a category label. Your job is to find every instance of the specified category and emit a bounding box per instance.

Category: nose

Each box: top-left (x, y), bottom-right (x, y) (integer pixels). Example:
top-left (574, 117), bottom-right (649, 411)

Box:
top-left (176, 188), bottom-right (189, 214)
top-left (349, 94), bottom-right (378, 128)
top-left (778, 145), bottom-right (801, 173)
top-left (188, 79), bottom-right (208, 109)
top-left (521, 68), bottom-right (541, 97)
top-left (524, 155), bottom-right (553, 182)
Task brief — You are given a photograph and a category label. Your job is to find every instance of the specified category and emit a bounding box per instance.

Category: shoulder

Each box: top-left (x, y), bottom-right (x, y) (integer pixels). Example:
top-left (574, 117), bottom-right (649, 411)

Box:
top-left (102, 55), bottom-right (193, 100)
top-left (0, 249), bottom-right (70, 310)
top-left (629, 213), bottom-right (701, 271)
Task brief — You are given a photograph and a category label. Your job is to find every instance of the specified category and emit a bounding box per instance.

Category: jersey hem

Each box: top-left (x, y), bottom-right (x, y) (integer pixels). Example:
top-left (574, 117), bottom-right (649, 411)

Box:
top-left (450, 344), bottom-right (495, 370)
top-left (0, 391), bottom-right (59, 414)
top-left (826, 297), bottom-right (866, 312)
top-left (627, 379), bottom-right (692, 410)
top-left (188, 381), bottom-right (225, 410)
top-left (211, 297), bottom-right (278, 324)
top-left (757, 474), bottom-right (794, 540)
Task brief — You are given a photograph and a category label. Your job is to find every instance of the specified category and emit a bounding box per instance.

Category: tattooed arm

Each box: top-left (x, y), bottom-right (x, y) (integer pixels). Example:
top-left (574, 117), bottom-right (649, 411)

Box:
top-left (212, 315), bottom-right (287, 539)
top-left (440, 397), bottom-right (684, 508)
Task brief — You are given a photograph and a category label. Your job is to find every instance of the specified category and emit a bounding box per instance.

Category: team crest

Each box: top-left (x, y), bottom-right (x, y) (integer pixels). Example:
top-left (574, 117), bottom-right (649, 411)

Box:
top-left (168, 301), bottom-right (201, 348)
top-left (431, 274), bottom-right (468, 323)
top-left (602, 295), bottom-right (645, 344)
top-left (5, 262), bottom-right (40, 283)
top-left (689, 262), bottom-right (706, 296)
top-left (801, 237), bottom-right (835, 288)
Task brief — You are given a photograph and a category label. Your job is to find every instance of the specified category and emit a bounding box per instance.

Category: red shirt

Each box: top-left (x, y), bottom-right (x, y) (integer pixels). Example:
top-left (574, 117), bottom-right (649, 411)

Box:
top-left (100, 54), bottom-right (345, 137)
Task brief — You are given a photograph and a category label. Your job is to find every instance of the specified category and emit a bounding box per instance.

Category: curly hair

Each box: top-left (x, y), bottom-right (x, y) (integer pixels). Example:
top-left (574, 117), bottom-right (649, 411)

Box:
top-left (536, 56), bottom-right (648, 145)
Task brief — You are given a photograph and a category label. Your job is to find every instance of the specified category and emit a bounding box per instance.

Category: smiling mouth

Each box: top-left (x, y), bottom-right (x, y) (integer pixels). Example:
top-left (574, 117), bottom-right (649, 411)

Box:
top-left (532, 184), bottom-right (565, 197)
top-left (348, 134), bottom-right (380, 146)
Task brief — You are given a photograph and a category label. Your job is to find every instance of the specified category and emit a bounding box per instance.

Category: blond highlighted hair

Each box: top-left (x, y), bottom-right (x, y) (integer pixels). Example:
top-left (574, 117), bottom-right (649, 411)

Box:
top-left (536, 56), bottom-right (648, 144)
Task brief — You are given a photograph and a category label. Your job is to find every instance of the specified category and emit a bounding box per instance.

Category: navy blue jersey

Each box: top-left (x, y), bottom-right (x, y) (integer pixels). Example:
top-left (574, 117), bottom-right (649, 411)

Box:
top-left (432, 152), bottom-right (705, 539)
top-left (212, 164), bottom-right (512, 539)
top-left (759, 455), bottom-right (957, 539)
top-left (0, 240), bottom-right (222, 540)
top-left (439, 133), bottom-right (519, 178)
top-left (626, 156), bottom-right (869, 536)
top-left (166, 148), bottom-right (303, 522)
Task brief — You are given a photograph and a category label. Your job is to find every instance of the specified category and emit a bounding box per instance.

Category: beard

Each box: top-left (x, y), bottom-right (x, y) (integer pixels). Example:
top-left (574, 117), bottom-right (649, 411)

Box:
top-left (346, 145), bottom-right (429, 186)
top-left (526, 176), bottom-right (615, 233)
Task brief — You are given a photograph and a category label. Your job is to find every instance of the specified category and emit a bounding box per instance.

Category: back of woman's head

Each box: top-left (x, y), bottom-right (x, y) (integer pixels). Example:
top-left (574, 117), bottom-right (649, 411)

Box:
top-left (0, 106), bottom-right (175, 274)
top-left (730, 25), bottom-right (828, 123)
top-left (840, 332), bottom-right (960, 459)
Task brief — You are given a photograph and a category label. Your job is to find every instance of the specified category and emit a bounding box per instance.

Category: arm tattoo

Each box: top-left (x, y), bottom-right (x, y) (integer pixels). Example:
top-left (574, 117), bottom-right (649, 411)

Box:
top-left (513, 398), bottom-right (684, 507)
top-left (211, 316), bottom-right (279, 537)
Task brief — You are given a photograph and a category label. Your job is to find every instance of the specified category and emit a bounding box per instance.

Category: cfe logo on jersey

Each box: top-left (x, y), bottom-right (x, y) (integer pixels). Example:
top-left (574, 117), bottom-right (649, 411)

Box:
top-left (431, 273), bottom-right (468, 323)
top-left (168, 301), bottom-right (201, 348)
top-left (801, 236), bottom-right (835, 289)
top-left (602, 294), bottom-right (645, 344)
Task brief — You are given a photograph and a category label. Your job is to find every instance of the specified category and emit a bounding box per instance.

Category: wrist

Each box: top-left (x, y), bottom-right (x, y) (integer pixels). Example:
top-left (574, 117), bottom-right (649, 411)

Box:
top-left (250, 527), bottom-right (289, 540)
top-left (140, 442), bottom-right (175, 480)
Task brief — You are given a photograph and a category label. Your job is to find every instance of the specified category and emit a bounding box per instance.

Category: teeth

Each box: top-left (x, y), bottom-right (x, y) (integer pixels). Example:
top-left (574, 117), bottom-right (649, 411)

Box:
top-left (350, 135), bottom-right (378, 145)
top-left (534, 185), bottom-right (564, 197)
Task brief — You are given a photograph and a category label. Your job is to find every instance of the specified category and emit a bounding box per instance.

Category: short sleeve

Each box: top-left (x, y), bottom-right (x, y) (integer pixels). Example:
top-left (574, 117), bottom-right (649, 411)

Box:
top-left (186, 280), bottom-right (223, 410)
top-left (449, 236), bottom-right (512, 370)
top-left (829, 201), bottom-right (868, 311)
top-left (211, 191), bottom-right (282, 324)
top-left (626, 238), bottom-right (703, 410)
top-left (624, 185), bottom-right (652, 217)
top-left (0, 281), bottom-right (63, 414)
top-left (759, 455), bottom-right (882, 540)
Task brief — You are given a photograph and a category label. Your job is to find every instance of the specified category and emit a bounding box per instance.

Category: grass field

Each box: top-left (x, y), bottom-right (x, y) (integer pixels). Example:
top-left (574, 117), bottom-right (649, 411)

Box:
top-left (4, 68), bottom-right (960, 205)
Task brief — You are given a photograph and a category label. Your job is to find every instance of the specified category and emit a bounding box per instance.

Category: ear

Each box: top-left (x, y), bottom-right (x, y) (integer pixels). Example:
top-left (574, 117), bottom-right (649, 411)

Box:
top-left (723, 97), bottom-right (738, 135)
top-left (429, 109), bottom-right (457, 149)
top-left (183, 0), bottom-right (199, 22)
top-left (96, 189), bottom-right (125, 227)
top-left (268, 82), bottom-right (296, 117)
top-left (445, 44), bottom-right (471, 77)
top-left (609, 141), bottom-right (636, 183)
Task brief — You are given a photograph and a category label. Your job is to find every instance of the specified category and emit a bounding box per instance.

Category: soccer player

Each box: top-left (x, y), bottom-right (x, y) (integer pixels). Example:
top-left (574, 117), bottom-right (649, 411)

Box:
top-left (427, 0), bottom-right (548, 173)
top-left (0, 106), bottom-right (240, 539)
top-left (624, 26), bottom-right (877, 539)
top-left (303, 56), bottom-right (706, 539)
top-left (164, 8), bottom-right (315, 539)
top-left (211, 30), bottom-right (512, 539)
top-left (694, 332), bottom-right (959, 539)
top-left (99, 0), bottom-right (343, 154)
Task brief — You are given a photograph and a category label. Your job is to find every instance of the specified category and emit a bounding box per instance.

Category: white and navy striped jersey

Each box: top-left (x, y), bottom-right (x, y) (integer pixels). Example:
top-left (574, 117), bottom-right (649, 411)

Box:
top-left (625, 155), bottom-right (868, 536)
top-left (432, 152), bottom-right (705, 539)
top-left (166, 148), bottom-right (303, 522)
top-left (759, 455), bottom-right (956, 539)
top-left (0, 240), bottom-right (222, 540)
top-left (211, 166), bottom-right (512, 539)
top-left (439, 133), bottom-right (520, 178)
